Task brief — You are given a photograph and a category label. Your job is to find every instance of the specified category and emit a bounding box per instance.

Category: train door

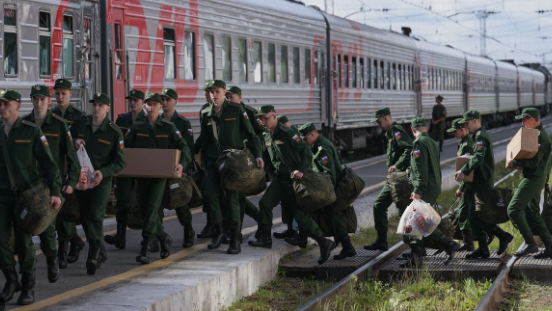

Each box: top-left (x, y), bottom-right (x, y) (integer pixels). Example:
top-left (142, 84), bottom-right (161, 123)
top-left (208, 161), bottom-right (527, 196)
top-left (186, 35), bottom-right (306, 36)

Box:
top-left (317, 48), bottom-right (327, 128)
top-left (112, 7), bottom-right (127, 117)
top-left (81, 2), bottom-right (99, 112)
top-left (330, 46), bottom-right (339, 128)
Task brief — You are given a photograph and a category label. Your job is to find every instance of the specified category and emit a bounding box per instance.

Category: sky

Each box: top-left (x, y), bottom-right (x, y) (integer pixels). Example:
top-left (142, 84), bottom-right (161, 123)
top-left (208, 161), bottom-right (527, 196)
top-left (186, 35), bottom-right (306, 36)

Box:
top-left (301, 0), bottom-right (552, 67)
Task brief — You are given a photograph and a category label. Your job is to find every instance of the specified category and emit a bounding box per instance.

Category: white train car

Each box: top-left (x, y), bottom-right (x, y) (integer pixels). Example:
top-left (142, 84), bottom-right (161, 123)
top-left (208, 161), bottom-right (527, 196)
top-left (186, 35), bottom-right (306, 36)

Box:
top-left (414, 41), bottom-right (466, 119)
top-left (465, 55), bottom-right (497, 115)
top-left (496, 60), bottom-right (518, 112)
top-left (518, 66), bottom-right (535, 108)
top-left (533, 70), bottom-right (546, 106)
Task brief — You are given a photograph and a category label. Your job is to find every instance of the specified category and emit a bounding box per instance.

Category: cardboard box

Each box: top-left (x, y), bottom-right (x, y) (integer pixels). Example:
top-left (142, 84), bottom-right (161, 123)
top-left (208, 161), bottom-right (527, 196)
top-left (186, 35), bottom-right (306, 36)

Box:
top-left (505, 128), bottom-right (539, 168)
top-left (118, 148), bottom-right (181, 178)
top-left (456, 155), bottom-right (474, 182)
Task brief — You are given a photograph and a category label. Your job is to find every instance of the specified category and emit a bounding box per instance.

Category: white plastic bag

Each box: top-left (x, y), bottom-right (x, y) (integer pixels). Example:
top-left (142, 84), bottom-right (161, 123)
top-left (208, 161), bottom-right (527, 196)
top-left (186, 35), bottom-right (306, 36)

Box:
top-left (396, 199), bottom-right (442, 239)
top-left (76, 145), bottom-right (96, 190)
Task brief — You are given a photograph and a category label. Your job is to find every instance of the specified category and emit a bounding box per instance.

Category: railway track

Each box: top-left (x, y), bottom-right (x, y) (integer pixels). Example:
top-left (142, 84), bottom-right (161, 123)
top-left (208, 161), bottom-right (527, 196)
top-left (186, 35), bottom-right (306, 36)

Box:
top-left (295, 170), bottom-right (524, 311)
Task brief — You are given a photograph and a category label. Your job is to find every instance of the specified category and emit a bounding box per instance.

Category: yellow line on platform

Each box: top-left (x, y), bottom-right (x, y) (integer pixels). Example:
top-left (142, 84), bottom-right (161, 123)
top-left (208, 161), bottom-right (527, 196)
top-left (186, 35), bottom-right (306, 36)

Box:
top-left (14, 218), bottom-right (282, 311)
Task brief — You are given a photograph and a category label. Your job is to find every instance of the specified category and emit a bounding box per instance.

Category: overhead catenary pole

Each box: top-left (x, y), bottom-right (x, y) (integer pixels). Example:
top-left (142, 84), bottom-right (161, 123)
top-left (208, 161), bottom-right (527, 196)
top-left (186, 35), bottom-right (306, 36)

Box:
top-left (475, 10), bottom-right (499, 57)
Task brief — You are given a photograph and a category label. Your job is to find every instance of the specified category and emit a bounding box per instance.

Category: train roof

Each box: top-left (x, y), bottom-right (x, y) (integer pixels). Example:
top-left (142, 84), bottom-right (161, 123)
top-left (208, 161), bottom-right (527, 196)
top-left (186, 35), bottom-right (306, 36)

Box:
top-left (413, 40), bottom-right (466, 60)
top-left (227, 0), bottom-right (326, 23)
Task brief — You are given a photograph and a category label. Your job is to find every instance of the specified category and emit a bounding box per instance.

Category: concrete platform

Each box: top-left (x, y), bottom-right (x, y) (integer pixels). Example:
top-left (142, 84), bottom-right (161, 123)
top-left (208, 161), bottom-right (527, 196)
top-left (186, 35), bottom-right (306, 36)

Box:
top-left (378, 249), bottom-right (507, 282)
top-left (511, 248), bottom-right (552, 282)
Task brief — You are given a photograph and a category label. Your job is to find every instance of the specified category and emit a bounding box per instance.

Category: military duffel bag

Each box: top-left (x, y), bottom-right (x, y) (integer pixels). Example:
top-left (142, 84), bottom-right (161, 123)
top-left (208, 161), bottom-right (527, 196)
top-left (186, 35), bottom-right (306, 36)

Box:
top-left (540, 184), bottom-right (552, 234)
top-left (15, 179), bottom-right (65, 236)
top-left (388, 170), bottom-right (414, 211)
top-left (330, 166), bottom-right (365, 212)
top-left (474, 186), bottom-right (511, 224)
top-left (216, 149), bottom-right (266, 194)
top-left (423, 216), bottom-right (456, 250)
top-left (190, 159), bottom-right (204, 191)
top-left (312, 205), bottom-right (358, 236)
top-left (293, 170), bottom-right (336, 212)
top-left (162, 177), bottom-right (193, 210)
top-left (58, 191), bottom-right (80, 223)
top-left (187, 175), bottom-right (204, 208)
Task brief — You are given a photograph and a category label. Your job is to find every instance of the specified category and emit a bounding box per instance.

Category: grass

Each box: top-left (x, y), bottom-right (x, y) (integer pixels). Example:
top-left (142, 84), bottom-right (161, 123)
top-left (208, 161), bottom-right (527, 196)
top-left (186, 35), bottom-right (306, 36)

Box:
top-left (500, 278), bottom-right (552, 311)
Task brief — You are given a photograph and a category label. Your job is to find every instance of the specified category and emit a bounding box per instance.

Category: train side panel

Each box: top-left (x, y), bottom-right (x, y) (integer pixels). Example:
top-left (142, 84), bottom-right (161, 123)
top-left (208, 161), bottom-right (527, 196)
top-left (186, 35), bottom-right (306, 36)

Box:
top-left (465, 55), bottom-right (497, 115)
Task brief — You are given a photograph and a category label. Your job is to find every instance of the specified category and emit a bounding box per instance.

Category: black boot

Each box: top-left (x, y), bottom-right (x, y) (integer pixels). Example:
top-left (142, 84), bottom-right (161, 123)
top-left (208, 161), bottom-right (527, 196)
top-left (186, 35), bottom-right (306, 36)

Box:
top-left (197, 222), bottom-right (214, 239)
top-left (46, 256), bottom-right (60, 283)
top-left (458, 231), bottom-right (475, 252)
top-left (314, 232), bottom-right (336, 265)
top-left (67, 236), bottom-right (85, 263)
top-left (142, 239), bottom-right (160, 253)
top-left (1, 268), bottom-right (21, 302)
top-left (222, 230), bottom-right (231, 245)
top-left (534, 239), bottom-right (552, 259)
top-left (515, 233), bottom-right (539, 257)
top-left (97, 244), bottom-right (107, 268)
top-left (57, 241), bottom-right (69, 269)
top-left (440, 236), bottom-right (460, 261)
top-left (207, 223), bottom-right (225, 249)
top-left (248, 226), bottom-right (273, 248)
top-left (227, 229), bottom-right (241, 255)
top-left (334, 235), bottom-right (357, 260)
top-left (285, 232), bottom-right (308, 249)
top-left (466, 237), bottom-right (491, 259)
top-left (183, 228), bottom-right (195, 248)
top-left (486, 232), bottom-right (495, 245)
top-left (494, 226), bottom-right (514, 255)
top-left (399, 244), bottom-right (425, 268)
top-left (86, 244), bottom-right (101, 275)
top-left (136, 239), bottom-right (154, 264)
top-left (273, 223), bottom-right (298, 239)
top-left (104, 223), bottom-right (127, 249)
top-left (157, 232), bottom-right (172, 259)
top-left (16, 273), bottom-right (35, 305)
top-left (363, 232), bottom-right (388, 251)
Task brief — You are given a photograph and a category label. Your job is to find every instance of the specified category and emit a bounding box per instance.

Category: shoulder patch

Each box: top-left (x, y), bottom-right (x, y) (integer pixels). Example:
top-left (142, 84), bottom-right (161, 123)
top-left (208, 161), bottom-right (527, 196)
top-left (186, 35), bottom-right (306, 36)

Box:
top-left (21, 120), bottom-right (38, 127)
top-left (162, 119), bottom-right (174, 125)
top-left (228, 102), bottom-right (241, 108)
top-left (51, 113), bottom-right (67, 123)
top-left (108, 122), bottom-right (122, 133)
top-left (280, 125), bottom-right (290, 132)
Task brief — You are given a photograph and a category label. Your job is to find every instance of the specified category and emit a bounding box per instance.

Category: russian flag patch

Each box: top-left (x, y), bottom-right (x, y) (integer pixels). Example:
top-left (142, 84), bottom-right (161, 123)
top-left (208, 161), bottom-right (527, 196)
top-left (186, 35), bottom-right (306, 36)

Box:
top-left (126, 128), bottom-right (131, 136)
top-left (176, 130), bottom-right (182, 138)
top-left (40, 135), bottom-right (48, 147)
top-left (67, 131), bottom-right (72, 140)
top-left (413, 150), bottom-right (421, 158)
top-left (477, 141), bottom-right (484, 147)
top-left (292, 134), bottom-right (300, 143)
top-left (321, 155), bottom-right (329, 164)
top-left (243, 112), bottom-right (249, 120)
top-left (395, 132), bottom-right (402, 139)
top-left (538, 143), bottom-right (541, 150)
top-left (119, 140), bottom-right (124, 149)
top-left (188, 128), bottom-right (193, 136)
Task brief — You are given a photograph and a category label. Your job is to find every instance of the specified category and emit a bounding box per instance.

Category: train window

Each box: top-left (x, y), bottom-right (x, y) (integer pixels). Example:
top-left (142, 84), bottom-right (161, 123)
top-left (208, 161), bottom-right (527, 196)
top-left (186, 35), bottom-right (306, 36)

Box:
top-left (359, 58), bottom-right (364, 89)
top-left (163, 28), bottom-right (176, 80)
top-left (373, 59), bottom-right (378, 90)
top-left (407, 66), bottom-right (411, 91)
top-left (268, 43), bottom-right (276, 83)
top-left (385, 61), bottom-right (390, 90)
top-left (280, 45), bottom-right (288, 84)
top-left (204, 34), bottom-right (215, 81)
top-left (343, 55), bottom-right (349, 88)
top-left (4, 7), bottom-right (17, 76)
top-left (293, 47), bottom-right (300, 84)
top-left (392, 63), bottom-right (396, 90)
top-left (253, 41), bottom-right (262, 83)
top-left (83, 17), bottom-right (92, 80)
top-left (314, 51), bottom-right (319, 86)
top-left (352, 57), bottom-right (357, 88)
top-left (114, 23), bottom-right (123, 80)
top-left (337, 54), bottom-right (341, 88)
top-left (397, 64), bottom-right (401, 91)
top-left (222, 36), bottom-right (232, 81)
top-left (380, 61), bottom-right (384, 89)
top-left (367, 58), bottom-right (371, 89)
top-left (402, 64), bottom-right (406, 91)
top-left (62, 15), bottom-right (74, 77)
top-left (39, 11), bottom-right (51, 77)
top-left (238, 38), bottom-right (247, 82)
top-left (305, 48), bottom-right (311, 85)
top-left (182, 31), bottom-right (196, 81)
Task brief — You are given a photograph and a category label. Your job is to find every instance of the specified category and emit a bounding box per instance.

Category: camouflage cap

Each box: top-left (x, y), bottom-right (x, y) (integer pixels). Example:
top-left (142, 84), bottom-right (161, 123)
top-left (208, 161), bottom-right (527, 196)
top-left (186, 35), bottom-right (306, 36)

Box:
top-left (256, 105), bottom-right (276, 116)
top-left (54, 78), bottom-right (72, 90)
top-left (371, 107), bottom-right (391, 122)
top-left (277, 115), bottom-right (289, 124)
top-left (515, 107), bottom-right (540, 119)
top-left (210, 80), bottom-right (226, 90)
top-left (447, 118), bottom-right (466, 132)
top-left (435, 95), bottom-right (444, 101)
top-left (0, 89), bottom-right (21, 103)
top-left (125, 89), bottom-right (145, 100)
top-left (411, 117), bottom-right (427, 128)
top-left (89, 92), bottom-right (111, 105)
top-left (144, 92), bottom-right (162, 104)
top-left (226, 86), bottom-right (242, 95)
top-left (30, 84), bottom-right (50, 98)
top-left (458, 110), bottom-right (480, 123)
top-left (203, 80), bottom-right (214, 91)
top-left (160, 88), bottom-right (178, 100)
top-left (298, 122), bottom-right (317, 136)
